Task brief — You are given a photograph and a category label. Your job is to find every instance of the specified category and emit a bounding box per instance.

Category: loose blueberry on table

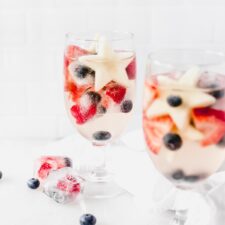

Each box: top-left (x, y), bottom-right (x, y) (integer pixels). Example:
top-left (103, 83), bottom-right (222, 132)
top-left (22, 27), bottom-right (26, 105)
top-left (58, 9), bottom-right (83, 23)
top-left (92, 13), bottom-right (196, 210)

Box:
top-left (27, 178), bottom-right (40, 189)
top-left (80, 214), bottom-right (97, 225)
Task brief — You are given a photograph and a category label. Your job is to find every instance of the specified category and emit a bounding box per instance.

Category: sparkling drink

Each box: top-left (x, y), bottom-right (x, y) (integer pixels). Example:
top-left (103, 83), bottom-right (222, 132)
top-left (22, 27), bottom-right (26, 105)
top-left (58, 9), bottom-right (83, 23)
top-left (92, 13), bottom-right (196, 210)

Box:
top-left (143, 69), bottom-right (225, 188)
top-left (142, 50), bottom-right (225, 224)
top-left (64, 37), bottom-right (136, 146)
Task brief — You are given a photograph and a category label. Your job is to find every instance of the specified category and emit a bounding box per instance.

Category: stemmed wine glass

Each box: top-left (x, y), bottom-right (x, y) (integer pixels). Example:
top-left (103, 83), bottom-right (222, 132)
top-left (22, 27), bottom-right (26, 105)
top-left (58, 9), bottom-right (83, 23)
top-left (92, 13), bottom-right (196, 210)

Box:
top-left (143, 49), bottom-right (225, 224)
top-left (64, 31), bottom-right (136, 198)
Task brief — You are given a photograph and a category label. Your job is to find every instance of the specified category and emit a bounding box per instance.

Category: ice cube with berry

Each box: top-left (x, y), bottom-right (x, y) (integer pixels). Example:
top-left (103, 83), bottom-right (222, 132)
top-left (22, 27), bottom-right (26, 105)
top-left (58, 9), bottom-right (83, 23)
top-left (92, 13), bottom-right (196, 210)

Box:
top-left (43, 167), bottom-right (85, 204)
top-left (35, 156), bottom-right (73, 181)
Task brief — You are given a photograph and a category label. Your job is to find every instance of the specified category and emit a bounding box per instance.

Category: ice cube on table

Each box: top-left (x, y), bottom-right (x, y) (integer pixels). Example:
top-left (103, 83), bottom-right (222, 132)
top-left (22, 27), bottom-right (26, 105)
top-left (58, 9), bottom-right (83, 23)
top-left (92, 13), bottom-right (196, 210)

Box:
top-left (35, 156), bottom-right (73, 181)
top-left (43, 167), bottom-right (85, 204)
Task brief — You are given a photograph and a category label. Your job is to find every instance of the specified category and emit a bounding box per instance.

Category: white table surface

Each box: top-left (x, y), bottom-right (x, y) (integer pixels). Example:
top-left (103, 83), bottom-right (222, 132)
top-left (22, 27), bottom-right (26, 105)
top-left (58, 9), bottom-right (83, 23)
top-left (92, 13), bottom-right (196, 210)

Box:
top-left (0, 132), bottom-right (225, 225)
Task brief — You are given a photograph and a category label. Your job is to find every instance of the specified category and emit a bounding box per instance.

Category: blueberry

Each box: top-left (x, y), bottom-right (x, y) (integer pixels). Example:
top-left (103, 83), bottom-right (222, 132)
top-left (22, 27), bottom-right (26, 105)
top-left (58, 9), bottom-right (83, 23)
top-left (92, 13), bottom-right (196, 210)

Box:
top-left (163, 133), bottom-right (182, 150)
top-left (97, 105), bottom-right (107, 114)
top-left (121, 100), bottom-right (133, 113)
top-left (217, 136), bottom-right (225, 147)
top-left (64, 157), bottom-right (73, 167)
top-left (93, 131), bottom-right (111, 141)
top-left (172, 170), bottom-right (184, 180)
top-left (0, 171), bottom-right (2, 179)
top-left (80, 214), bottom-right (97, 225)
top-left (75, 65), bottom-right (95, 79)
top-left (87, 91), bottom-right (102, 104)
top-left (184, 175), bottom-right (200, 182)
top-left (27, 178), bottom-right (40, 189)
top-left (167, 96), bottom-right (182, 107)
top-left (208, 84), bottom-right (224, 99)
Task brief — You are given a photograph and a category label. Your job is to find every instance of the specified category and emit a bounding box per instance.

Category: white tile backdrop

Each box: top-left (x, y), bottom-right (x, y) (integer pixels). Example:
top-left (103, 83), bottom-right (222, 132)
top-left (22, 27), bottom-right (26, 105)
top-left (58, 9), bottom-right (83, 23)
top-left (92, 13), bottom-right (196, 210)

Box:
top-left (0, 0), bottom-right (225, 139)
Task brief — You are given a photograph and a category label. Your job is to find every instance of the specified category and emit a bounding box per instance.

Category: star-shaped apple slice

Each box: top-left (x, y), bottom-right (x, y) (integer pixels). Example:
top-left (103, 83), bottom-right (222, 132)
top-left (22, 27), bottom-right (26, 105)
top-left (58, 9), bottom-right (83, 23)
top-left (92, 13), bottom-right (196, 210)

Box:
top-left (146, 67), bottom-right (216, 133)
top-left (78, 37), bottom-right (133, 91)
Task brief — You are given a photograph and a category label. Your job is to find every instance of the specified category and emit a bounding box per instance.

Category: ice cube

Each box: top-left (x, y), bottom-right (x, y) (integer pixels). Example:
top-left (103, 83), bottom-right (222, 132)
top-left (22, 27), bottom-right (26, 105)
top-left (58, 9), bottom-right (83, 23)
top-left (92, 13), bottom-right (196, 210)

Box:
top-left (35, 156), bottom-right (73, 181)
top-left (79, 94), bottom-right (93, 113)
top-left (68, 62), bottom-right (94, 86)
top-left (43, 167), bottom-right (85, 204)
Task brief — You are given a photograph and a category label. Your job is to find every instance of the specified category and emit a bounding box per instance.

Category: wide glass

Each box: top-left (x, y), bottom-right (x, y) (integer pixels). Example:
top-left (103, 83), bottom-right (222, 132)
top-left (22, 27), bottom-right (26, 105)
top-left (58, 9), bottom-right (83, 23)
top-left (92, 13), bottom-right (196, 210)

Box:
top-left (64, 31), bottom-right (136, 198)
top-left (143, 50), bottom-right (225, 224)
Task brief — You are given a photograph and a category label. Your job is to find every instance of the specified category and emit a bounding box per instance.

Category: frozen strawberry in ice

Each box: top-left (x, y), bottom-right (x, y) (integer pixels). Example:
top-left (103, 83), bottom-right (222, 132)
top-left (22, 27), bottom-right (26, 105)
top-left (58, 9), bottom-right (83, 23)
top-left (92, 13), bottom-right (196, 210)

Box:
top-left (64, 46), bottom-right (90, 82)
top-left (70, 103), bottom-right (97, 125)
top-left (106, 84), bottom-right (126, 104)
top-left (35, 156), bottom-right (73, 181)
top-left (43, 168), bottom-right (84, 204)
top-left (68, 63), bottom-right (95, 87)
top-left (57, 174), bottom-right (81, 193)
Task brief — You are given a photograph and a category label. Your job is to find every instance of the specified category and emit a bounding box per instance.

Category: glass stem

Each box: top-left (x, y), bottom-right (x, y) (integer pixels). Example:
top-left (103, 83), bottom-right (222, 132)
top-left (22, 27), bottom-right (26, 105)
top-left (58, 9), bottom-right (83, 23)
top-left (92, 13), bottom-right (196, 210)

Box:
top-left (89, 144), bottom-right (110, 182)
top-left (169, 189), bottom-right (189, 225)
top-left (168, 188), bottom-right (214, 225)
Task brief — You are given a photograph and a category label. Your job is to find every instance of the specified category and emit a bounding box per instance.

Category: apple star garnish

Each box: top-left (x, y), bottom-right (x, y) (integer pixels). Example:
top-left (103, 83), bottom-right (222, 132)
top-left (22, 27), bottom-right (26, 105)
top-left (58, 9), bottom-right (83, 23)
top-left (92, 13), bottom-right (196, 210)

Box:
top-left (146, 67), bottom-right (216, 133)
top-left (78, 37), bottom-right (133, 91)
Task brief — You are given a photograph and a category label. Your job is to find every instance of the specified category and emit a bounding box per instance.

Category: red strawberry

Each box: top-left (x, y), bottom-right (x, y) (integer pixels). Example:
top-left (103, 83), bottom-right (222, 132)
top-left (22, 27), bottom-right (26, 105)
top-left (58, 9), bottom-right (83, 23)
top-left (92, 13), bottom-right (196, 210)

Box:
top-left (106, 84), bottom-right (126, 104)
top-left (70, 104), bottom-right (97, 124)
top-left (64, 81), bottom-right (77, 93)
top-left (68, 84), bottom-right (92, 102)
top-left (64, 46), bottom-right (90, 78)
top-left (38, 162), bottom-right (52, 180)
top-left (65, 45), bottom-right (89, 60)
top-left (192, 108), bottom-right (225, 146)
top-left (64, 55), bottom-right (70, 68)
top-left (126, 58), bottom-right (136, 79)
top-left (143, 115), bottom-right (174, 154)
top-left (37, 156), bottom-right (72, 180)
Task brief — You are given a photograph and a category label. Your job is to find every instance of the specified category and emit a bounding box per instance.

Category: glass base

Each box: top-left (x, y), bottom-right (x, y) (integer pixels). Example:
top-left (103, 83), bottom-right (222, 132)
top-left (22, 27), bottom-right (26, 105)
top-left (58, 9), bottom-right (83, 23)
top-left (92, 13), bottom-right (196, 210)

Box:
top-left (82, 172), bottom-right (126, 199)
top-left (148, 188), bottom-right (215, 225)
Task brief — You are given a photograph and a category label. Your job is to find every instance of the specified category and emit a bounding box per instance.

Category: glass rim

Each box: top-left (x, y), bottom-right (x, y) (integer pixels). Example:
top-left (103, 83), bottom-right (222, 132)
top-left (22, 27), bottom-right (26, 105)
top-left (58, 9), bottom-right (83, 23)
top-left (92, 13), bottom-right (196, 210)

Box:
top-left (147, 49), bottom-right (225, 67)
top-left (65, 30), bottom-right (134, 42)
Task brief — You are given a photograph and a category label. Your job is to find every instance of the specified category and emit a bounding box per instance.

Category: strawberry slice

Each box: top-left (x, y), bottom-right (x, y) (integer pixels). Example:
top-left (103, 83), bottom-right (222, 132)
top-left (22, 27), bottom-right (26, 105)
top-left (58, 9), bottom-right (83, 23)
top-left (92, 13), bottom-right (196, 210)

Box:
top-left (143, 115), bottom-right (174, 154)
top-left (143, 80), bottom-right (158, 112)
top-left (192, 108), bottom-right (225, 146)
top-left (126, 58), bottom-right (136, 79)
top-left (106, 84), bottom-right (126, 104)
top-left (70, 104), bottom-right (97, 124)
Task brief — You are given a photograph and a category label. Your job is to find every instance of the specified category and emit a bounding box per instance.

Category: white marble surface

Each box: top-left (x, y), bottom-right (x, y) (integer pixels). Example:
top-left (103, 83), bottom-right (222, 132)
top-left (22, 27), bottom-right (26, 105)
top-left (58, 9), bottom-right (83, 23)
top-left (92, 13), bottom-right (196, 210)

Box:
top-left (0, 131), bottom-right (225, 225)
